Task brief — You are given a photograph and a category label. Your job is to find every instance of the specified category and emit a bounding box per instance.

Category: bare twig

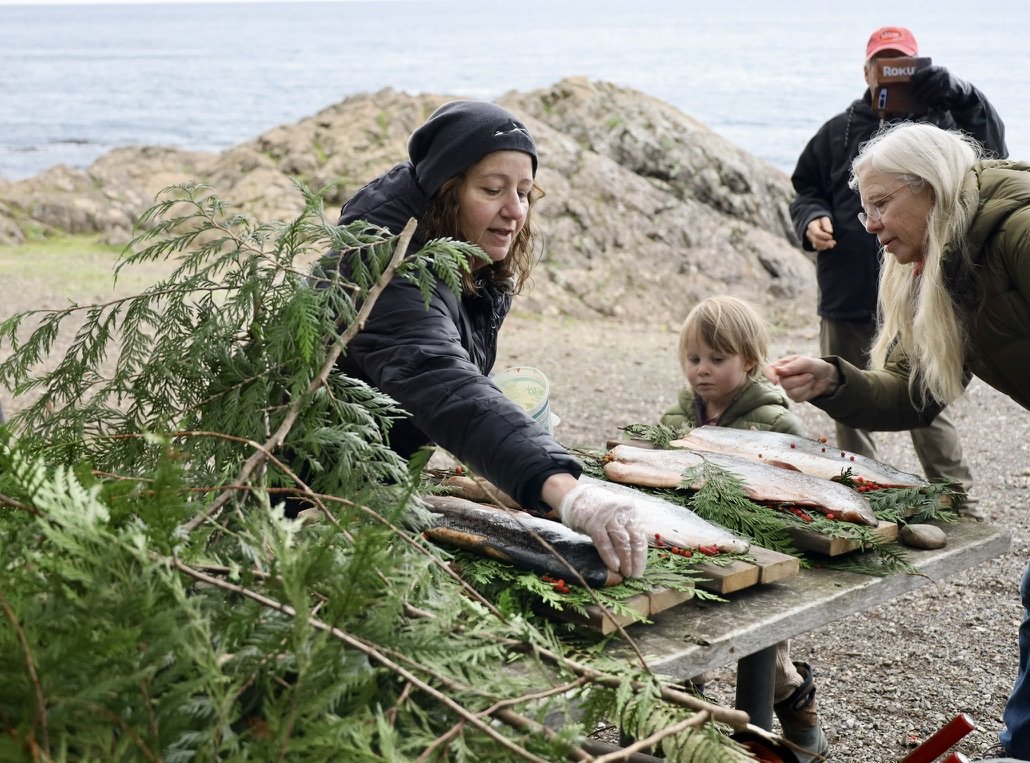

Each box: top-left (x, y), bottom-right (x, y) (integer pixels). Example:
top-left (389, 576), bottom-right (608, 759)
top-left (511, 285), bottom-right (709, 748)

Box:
top-left (415, 674), bottom-right (594, 761)
top-left (0, 491), bottom-right (42, 516)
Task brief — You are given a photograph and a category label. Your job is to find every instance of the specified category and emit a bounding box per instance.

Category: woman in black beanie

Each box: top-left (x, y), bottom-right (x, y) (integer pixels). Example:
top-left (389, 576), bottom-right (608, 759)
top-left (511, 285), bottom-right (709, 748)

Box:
top-left (330, 100), bottom-right (647, 580)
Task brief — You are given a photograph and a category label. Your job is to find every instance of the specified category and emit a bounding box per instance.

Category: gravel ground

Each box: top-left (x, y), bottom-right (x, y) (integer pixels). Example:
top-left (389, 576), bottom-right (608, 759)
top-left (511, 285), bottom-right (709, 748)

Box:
top-left (496, 311), bottom-right (1030, 763)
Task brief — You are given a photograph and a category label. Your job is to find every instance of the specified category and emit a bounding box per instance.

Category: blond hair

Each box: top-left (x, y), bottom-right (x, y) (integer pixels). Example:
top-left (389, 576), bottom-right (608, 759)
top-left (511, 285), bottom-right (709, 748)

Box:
top-left (850, 123), bottom-right (982, 404)
top-left (678, 296), bottom-right (769, 379)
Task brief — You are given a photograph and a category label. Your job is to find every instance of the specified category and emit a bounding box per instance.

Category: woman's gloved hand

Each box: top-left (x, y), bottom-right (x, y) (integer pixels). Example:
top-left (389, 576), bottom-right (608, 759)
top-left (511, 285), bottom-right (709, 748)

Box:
top-left (912, 65), bottom-right (973, 111)
top-left (559, 482), bottom-right (648, 578)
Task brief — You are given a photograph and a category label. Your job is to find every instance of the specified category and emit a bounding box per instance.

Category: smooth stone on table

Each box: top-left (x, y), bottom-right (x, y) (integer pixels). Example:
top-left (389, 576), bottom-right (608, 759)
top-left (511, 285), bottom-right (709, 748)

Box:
top-left (900, 523), bottom-right (948, 550)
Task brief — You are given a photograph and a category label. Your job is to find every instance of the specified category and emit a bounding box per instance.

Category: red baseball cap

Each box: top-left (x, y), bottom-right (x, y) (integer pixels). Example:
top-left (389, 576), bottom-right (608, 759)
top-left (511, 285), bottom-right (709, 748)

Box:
top-left (866, 26), bottom-right (919, 59)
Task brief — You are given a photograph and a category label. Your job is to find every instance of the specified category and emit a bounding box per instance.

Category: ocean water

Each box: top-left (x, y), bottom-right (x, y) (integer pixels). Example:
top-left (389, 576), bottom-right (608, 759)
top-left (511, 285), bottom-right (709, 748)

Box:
top-left (1, 0), bottom-right (1027, 180)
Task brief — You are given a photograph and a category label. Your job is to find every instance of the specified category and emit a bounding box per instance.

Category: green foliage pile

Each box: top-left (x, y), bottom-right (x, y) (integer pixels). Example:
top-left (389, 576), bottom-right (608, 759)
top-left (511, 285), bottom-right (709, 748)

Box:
top-left (0, 186), bottom-right (761, 762)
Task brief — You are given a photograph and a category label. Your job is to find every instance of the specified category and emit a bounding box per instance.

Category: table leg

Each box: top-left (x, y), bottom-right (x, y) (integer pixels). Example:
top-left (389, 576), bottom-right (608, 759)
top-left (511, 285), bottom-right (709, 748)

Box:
top-left (736, 644), bottom-right (776, 730)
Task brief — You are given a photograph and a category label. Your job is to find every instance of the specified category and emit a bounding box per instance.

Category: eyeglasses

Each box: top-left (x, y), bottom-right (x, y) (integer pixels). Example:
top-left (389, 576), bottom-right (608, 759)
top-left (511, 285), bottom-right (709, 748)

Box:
top-left (857, 183), bottom-right (909, 226)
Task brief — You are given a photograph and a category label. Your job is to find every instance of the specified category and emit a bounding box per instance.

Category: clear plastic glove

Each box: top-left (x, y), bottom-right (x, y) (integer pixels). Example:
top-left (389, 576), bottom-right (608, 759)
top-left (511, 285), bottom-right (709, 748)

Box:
top-left (912, 65), bottom-right (973, 111)
top-left (559, 482), bottom-right (648, 578)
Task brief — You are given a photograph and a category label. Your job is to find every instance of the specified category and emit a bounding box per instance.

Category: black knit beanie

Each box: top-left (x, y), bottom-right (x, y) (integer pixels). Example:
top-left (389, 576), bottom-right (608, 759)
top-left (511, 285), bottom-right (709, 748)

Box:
top-left (408, 101), bottom-right (538, 197)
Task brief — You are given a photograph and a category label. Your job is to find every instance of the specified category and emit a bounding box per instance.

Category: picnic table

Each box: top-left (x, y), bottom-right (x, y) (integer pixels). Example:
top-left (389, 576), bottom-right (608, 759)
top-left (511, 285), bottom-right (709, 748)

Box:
top-left (618, 518), bottom-right (1011, 730)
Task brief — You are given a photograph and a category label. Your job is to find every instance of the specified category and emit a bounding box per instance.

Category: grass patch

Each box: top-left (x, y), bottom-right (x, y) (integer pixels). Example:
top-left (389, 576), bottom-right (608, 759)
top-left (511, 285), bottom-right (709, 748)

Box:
top-left (0, 234), bottom-right (171, 302)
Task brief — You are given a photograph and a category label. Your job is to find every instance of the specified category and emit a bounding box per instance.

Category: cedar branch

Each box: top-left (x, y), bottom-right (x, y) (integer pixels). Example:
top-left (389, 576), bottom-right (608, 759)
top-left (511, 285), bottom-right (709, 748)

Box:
top-left (179, 217), bottom-right (419, 535)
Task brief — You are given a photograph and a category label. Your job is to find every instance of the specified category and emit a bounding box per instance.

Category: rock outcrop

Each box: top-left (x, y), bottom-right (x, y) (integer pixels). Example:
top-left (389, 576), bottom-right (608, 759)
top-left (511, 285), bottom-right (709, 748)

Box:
top-left (0, 77), bottom-right (815, 327)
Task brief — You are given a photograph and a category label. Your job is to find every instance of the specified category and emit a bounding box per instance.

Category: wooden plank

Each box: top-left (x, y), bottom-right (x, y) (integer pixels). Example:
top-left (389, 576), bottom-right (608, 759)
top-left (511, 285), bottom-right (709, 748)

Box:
top-left (693, 545), bottom-right (801, 594)
top-left (551, 587), bottom-right (698, 636)
top-left (748, 545), bottom-right (801, 583)
top-left (549, 600), bottom-right (644, 636)
top-left (694, 559), bottom-right (761, 594)
top-left (787, 519), bottom-right (898, 556)
top-left (647, 587), bottom-right (695, 615)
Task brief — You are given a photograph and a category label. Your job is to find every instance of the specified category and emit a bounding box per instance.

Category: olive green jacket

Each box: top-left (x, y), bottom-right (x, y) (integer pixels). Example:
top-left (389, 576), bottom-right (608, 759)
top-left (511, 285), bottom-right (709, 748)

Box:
top-left (816, 160), bottom-right (1030, 429)
top-left (661, 378), bottom-right (805, 436)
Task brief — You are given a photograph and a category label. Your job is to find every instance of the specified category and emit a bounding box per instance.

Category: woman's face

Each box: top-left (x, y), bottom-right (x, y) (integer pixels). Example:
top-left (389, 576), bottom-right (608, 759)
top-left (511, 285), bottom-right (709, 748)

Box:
top-left (857, 166), bottom-right (935, 265)
top-left (457, 150), bottom-right (534, 264)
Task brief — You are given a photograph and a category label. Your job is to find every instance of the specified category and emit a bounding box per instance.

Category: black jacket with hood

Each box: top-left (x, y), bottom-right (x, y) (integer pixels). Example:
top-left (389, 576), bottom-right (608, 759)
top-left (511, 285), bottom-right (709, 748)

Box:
top-left (329, 161), bottom-right (580, 511)
top-left (789, 87), bottom-right (1007, 321)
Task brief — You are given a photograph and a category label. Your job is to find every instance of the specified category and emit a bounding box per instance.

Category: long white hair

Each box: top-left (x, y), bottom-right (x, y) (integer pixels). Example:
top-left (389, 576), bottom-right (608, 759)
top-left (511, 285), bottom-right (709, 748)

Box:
top-left (849, 123), bottom-right (982, 405)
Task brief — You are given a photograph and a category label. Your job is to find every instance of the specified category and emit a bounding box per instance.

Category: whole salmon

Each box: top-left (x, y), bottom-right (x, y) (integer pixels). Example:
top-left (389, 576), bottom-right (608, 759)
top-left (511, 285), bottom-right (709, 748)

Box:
top-left (603, 444), bottom-right (878, 526)
top-left (424, 494), bottom-right (623, 587)
top-left (670, 426), bottom-right (926, 488)
top-left (579, 475), bottom-right (751, 554)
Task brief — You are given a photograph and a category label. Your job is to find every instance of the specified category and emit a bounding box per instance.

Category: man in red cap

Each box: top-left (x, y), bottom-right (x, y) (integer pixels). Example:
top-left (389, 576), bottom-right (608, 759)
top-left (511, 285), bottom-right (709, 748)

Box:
top-left (788, 25), bottom-right (1006, 523)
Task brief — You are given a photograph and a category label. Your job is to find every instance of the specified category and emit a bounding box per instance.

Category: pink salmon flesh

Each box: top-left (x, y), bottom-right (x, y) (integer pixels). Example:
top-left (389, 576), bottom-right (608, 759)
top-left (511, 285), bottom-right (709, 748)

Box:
top-left (604, 443), bottom-right (878, 526)
top-left (670, 426), bottom-right (927, 489)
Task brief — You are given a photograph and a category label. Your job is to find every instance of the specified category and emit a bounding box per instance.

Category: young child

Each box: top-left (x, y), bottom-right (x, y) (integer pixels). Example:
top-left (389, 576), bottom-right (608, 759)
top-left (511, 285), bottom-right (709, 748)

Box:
top-left (661, 295), bottom-right (803, 436)
top-left (660, 296), bottom-right (829, 763)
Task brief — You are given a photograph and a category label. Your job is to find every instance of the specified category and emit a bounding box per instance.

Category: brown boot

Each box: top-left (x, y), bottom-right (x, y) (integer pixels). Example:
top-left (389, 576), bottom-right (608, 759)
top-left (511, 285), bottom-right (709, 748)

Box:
top-left (774, 662), bottom-right (829, 762)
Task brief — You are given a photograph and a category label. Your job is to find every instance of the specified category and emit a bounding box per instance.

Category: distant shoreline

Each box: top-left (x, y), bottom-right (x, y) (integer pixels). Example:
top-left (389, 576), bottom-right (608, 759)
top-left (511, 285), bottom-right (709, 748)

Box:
top-left (5, 2), bottom-right (1028, 182)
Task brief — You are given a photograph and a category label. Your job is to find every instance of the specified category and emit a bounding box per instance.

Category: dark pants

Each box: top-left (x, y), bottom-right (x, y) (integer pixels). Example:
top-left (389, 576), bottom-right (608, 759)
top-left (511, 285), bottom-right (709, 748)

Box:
top-left (1001, 560), bottom-right (1030, 757)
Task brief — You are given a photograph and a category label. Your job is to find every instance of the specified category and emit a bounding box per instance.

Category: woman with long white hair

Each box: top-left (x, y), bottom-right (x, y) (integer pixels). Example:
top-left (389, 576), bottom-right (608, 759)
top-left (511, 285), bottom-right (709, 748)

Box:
top-left (766, 121), bottom-right (1030, 757)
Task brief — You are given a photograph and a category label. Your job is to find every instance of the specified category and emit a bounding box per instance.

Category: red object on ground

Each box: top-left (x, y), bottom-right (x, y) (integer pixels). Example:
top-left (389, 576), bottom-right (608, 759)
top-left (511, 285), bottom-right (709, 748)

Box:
top-left (900, 713), bottom-right (977, 763)
top-left (729, 731), bottom-right (799, 763)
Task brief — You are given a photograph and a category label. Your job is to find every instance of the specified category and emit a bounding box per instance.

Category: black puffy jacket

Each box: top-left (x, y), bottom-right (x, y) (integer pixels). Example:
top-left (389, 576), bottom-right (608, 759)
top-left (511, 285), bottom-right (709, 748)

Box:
top-left (329, 162), bottom-right (580, 510)
top-left (789, 88), bottom-right (1007, 321)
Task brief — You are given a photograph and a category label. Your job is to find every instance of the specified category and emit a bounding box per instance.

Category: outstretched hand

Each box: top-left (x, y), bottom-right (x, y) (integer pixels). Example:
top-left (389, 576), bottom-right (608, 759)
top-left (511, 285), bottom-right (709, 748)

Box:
top-left (764, 355), bottom-right (840, 402)
top-left (558, 482), bottom-right (648, 578)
